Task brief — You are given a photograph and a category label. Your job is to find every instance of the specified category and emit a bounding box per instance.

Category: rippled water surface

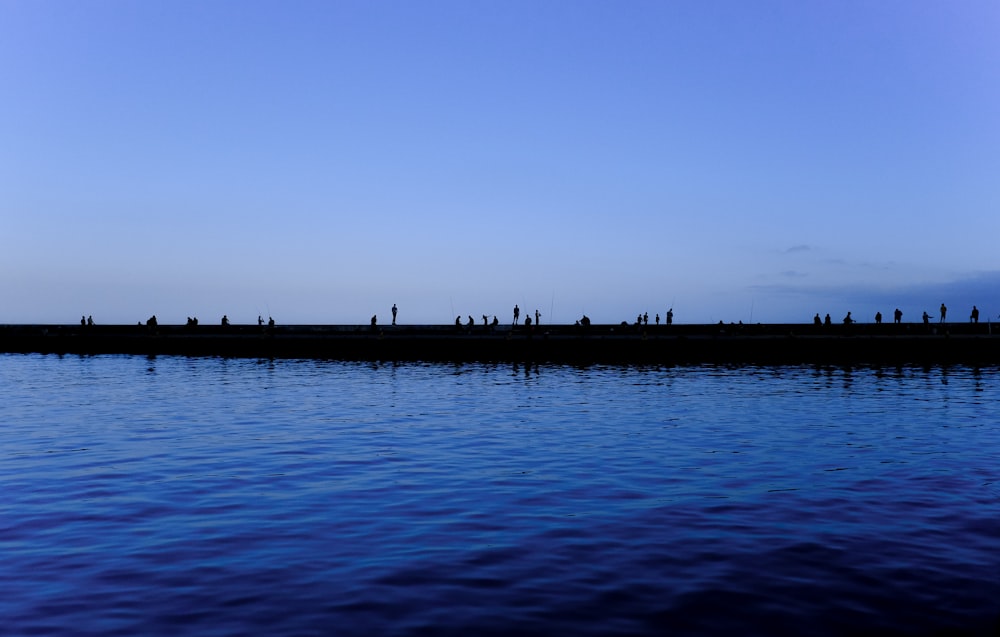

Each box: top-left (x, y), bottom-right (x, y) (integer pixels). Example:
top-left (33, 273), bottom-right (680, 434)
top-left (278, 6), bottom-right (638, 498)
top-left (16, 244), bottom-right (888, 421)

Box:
top-left (2, 355), bottom-right (1000, 636)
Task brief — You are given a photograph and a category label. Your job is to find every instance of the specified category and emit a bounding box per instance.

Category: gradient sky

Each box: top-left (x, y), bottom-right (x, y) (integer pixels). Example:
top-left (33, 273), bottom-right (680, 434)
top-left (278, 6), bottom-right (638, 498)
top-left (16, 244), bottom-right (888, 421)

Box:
top-left (3, 1), bottom-right (998, 325)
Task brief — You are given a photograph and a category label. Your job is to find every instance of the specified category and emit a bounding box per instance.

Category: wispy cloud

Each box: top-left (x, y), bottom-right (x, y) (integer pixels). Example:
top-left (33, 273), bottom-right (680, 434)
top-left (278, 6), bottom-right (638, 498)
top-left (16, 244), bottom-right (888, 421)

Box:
top-left (857, 261), bottom-right (894, 272)
top-left (782, 245), bottom-right (812, 254)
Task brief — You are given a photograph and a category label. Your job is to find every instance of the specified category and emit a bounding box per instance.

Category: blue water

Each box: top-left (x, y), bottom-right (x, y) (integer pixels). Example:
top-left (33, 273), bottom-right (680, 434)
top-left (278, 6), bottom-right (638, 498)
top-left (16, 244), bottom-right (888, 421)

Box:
top-left (2, 355), bottom-right (999, 636)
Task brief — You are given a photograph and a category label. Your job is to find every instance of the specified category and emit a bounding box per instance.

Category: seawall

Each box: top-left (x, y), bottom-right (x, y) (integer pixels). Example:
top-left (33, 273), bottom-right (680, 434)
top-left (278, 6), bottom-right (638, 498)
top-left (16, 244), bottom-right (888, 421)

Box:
top-left (2, 323), bottom-right (998, 365)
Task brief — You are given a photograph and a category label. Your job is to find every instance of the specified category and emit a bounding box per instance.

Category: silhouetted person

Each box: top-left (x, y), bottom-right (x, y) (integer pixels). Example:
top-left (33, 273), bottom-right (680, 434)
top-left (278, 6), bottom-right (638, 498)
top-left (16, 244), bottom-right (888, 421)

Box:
top-left (843, 312), bottom-right (853, 325)
top-left (971, 306), bottom-right (979, 323)
top-left (922, 311), bottom-right (930, 325)
top-left (392, 304), bottom-right (397, 325)
top-left (147, 315), bottom-right (158, 327)
top-left (667, 308), bottom-right (673, 325)
top-left (467, 315), bottom-right (474, 327)
top-left (192, 317), bottom-right (198, 325)
top-left (258, 315), bottom-right (264, 326)
top-left (813, 313), bottom-right (821, 325)
top-left (525, 316), bottom-right (532, 327)
top-left (221, 315), bottom-right (229, 326)
top-left (455, 316), bottom-right (462, 327)
top-left (824, 314), bottom-right (831, 326)
top-left (875, 312), bottom-right (882, 324)
top-left (482, 314), bottom-right (488, 326)
top-left (535, 309), bottom-right (541, 326)
top-left (643, 312), bottom-right (648, 325)
top-left (81, 315), bottom-right (86, 326)
top-left (268, 316), bottom-right (274, 327)
top-left (580, 314), bottom-right (591, 326)
top-left (371, 314), bottom-right (377, 327)
top-left (513, 305), bottom-right (520, 325)
top-left (894, 308), bottom-right (902, 324)
top-left (939, 303), bottom-right (947, 323)
top-left (655, 313), bottom-right (660, 325)
top-left (492, 316), bottom-right (499, 327)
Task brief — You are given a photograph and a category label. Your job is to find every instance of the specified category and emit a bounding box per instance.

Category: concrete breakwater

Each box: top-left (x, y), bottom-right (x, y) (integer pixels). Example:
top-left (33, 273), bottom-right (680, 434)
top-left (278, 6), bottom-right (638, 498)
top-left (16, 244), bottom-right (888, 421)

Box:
top-left (2, 322), bottom-right (999, 365)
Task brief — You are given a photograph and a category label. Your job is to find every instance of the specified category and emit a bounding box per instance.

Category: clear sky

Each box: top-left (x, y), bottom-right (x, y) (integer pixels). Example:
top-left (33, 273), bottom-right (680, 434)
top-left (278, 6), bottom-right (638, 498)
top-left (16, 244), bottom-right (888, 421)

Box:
top-left (3, 1), bottom-right (998, 325)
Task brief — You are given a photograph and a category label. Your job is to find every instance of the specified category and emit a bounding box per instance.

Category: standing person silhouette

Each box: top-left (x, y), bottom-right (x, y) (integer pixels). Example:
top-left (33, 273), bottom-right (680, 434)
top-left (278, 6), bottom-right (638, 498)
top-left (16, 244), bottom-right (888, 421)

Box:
top-left (894, 308), bottom-right (902, 324)
top-left (513, 305), bottom-right (520, 325)
top-left (391, 304), bottom-right (397, 325)
top-left (940, 303), bottom-right (947, 323)
top-left (970, 306), bottom-right (979, 323)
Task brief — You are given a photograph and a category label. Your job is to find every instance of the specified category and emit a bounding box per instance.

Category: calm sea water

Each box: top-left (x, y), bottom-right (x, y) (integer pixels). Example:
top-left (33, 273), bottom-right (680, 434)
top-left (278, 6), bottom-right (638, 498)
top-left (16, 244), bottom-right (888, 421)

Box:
top-left (2, 354), bottom-right (999, 636)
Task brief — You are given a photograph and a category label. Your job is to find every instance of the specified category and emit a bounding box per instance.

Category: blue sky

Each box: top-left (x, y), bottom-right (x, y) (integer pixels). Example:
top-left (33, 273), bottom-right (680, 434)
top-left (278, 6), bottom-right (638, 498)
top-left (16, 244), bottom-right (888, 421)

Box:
top-left (3, 1), bottom-right (998, 325)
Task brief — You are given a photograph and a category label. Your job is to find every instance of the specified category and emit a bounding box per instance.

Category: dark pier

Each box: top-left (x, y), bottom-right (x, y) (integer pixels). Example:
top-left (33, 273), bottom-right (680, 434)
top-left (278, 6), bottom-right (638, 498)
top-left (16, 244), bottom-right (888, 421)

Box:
top-left (2, 322), bottom-right (999, 365)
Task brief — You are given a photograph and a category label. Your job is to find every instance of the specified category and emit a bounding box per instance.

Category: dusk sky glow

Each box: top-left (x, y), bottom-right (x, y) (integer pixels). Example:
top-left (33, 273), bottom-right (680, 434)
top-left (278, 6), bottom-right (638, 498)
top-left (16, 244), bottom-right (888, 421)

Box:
top-left (3, 1), bottom-right (998, 325)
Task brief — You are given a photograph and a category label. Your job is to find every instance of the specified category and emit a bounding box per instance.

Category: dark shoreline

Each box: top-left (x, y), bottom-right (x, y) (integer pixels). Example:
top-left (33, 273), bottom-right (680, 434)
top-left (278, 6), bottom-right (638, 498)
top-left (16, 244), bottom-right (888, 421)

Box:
top-left (2, 322), bottom-right (999, 365)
